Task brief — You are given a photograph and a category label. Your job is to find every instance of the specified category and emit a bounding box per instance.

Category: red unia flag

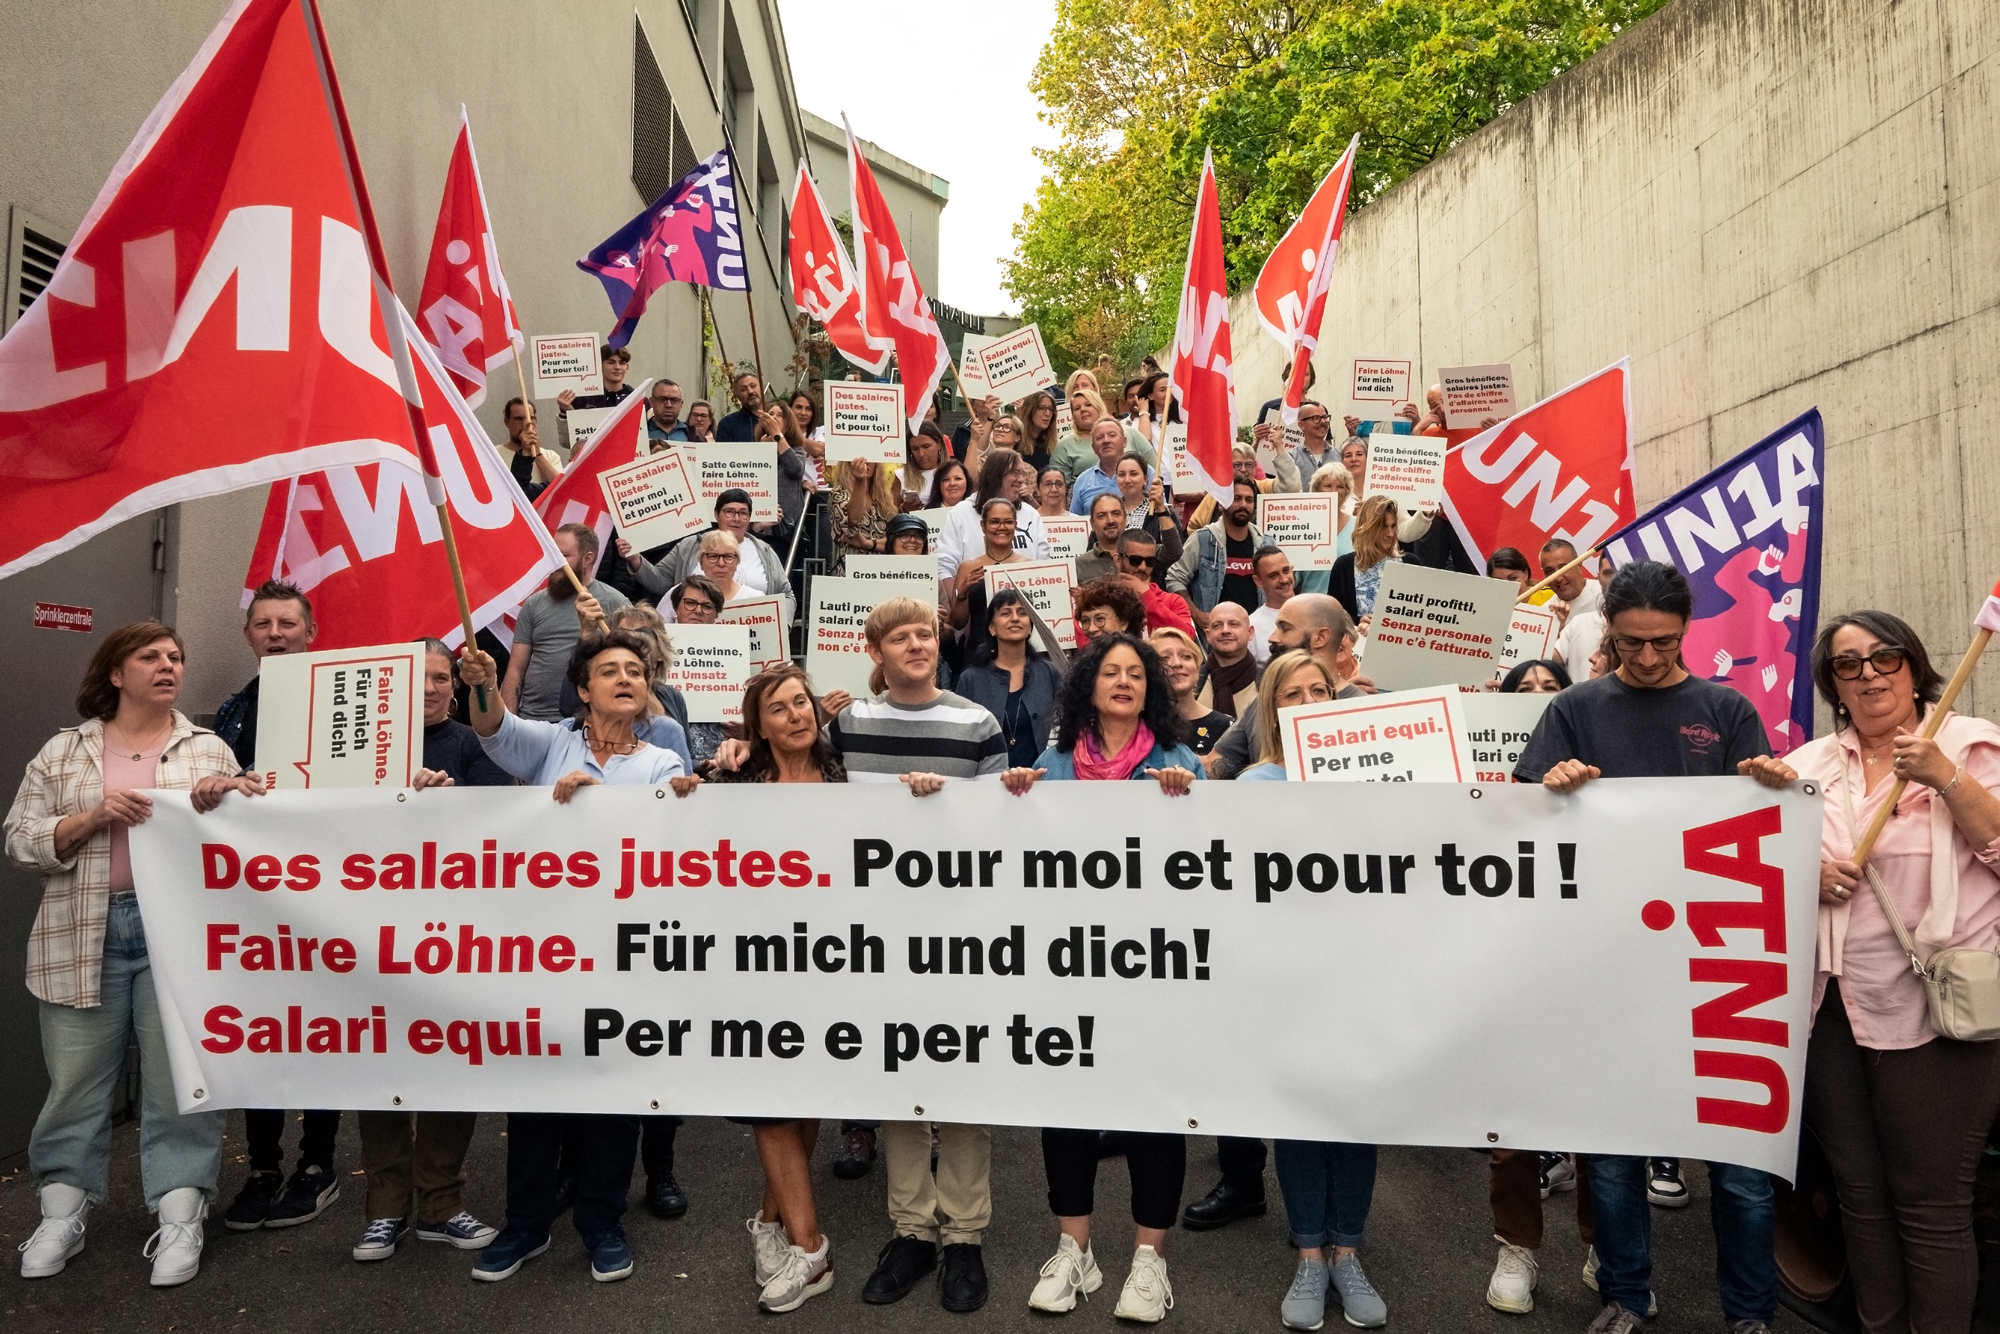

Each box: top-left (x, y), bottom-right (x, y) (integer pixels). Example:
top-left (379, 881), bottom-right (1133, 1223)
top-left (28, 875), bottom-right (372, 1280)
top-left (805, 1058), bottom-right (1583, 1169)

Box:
top-left (529, 379), bottom-right (654, 580)
top-left (787, 163), bottom-right (886, 376)
top-left (416, 108), bottom-right (522, 407)
top-left (1443, 359), bottom-right (1636, 564)
top-left (243, 303), bottom-right (562, 648)
top-left (0, 0), bottom-right (428, 579)
top-left (1253, 135), bottom-right (1359, 423)
top-left (1170, 149), bottom-right (1238, 503)
top-left (846, 116), bottom-right (951, 433)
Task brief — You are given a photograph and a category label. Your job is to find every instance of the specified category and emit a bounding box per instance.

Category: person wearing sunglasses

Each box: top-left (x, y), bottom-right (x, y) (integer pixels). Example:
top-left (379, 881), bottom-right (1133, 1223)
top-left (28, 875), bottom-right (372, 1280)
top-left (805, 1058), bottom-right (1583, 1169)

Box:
top-left (1112, 530), bottom-right (1194, 639)
top-left (1512, 561), bottom-right (1795, 1334)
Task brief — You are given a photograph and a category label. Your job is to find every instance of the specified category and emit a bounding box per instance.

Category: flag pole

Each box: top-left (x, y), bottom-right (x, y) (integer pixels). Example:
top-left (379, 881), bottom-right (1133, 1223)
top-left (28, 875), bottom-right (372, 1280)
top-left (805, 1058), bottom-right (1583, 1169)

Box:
top-left (1517, 547), bottom-right (1601, 603)
top-left (1851, 628), bottom-right (1994, 866)
top-left (743, 289), bottom-right (767, 388)
top-left (705, 288), bottom-right (735, 374)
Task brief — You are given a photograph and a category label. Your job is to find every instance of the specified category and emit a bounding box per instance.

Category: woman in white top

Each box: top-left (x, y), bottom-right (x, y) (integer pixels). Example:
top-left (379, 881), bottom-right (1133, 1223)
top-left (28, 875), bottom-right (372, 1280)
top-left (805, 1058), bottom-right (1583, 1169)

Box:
top-left (935, 448), bottom-right (1051, 588)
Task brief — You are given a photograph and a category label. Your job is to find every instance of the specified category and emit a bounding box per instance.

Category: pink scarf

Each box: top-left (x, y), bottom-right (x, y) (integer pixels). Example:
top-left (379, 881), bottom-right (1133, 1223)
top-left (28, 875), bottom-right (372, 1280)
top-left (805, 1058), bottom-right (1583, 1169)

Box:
top-left (1073, 721), bottom-right (1155, 782)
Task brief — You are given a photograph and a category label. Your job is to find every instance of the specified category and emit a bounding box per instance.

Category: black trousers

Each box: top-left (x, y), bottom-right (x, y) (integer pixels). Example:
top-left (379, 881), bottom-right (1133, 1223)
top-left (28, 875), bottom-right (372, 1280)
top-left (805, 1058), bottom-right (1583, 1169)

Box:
top-left (1043, 1128), bottom-right (1185, 1230)
top-left (508, 1113), bottom-right (638, 1242)
top-left (1216, 1135), bottom-right (1267, 1191)
top-left (245, 1108), bottom-right (340, 1173)
top-left (640, 1115), bottom-right (681, 1179)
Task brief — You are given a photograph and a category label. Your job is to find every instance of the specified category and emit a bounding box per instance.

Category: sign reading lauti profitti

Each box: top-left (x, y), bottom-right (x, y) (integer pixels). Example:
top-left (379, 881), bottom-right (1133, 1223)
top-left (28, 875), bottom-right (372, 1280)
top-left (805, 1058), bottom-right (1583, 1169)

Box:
top-left (1362, 563), bottom-right (1518, 690)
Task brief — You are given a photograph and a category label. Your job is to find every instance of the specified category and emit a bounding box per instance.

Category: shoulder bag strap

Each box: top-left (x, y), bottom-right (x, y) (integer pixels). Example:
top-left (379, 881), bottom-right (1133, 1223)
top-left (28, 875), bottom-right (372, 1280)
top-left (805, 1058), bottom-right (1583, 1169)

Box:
top-left (1840, 762), bottom-right (1930, 979)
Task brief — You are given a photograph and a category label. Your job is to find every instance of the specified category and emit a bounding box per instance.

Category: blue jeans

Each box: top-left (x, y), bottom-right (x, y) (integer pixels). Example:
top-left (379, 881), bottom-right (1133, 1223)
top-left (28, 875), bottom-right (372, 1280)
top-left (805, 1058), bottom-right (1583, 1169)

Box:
top-left (1274, 1139), bottom-right (1377, 1249)
top-left (1585, 1154), bottom-right (1775, 1323)
top-left (31, 895), bottom-right (225, 1209)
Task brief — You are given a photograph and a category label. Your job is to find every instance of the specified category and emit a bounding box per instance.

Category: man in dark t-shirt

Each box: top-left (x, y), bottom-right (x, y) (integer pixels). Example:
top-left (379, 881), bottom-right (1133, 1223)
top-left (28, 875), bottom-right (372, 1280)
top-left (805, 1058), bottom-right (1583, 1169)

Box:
top-left (1510, 561), bottom-right (1789, 1334)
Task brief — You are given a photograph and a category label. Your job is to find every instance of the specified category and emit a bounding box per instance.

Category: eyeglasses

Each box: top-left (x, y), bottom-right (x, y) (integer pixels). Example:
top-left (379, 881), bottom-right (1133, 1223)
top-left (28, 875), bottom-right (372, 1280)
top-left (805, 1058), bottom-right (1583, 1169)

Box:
top-left (1830, 646), bottom-right (1908, 680)
top-left (1298, 414), bottom-right (1329, 424)
top-left (705, 553), bottom-right (740, 564)
top-left (1610, 634), bottom-right (1684, 655)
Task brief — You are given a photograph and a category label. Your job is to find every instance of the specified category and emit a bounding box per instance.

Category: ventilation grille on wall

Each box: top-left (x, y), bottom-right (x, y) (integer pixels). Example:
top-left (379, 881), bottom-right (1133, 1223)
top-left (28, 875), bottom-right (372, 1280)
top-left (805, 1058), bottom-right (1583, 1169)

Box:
top-left (633, 16), bottom-right (698, 205)
top-left (4, 207), bottom-right (70, 333)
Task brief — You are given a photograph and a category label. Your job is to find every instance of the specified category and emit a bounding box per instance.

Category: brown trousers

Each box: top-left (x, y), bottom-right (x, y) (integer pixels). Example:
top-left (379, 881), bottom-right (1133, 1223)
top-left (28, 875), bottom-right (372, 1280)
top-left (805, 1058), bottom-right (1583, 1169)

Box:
top-left (358, 1110), bottom-right (477, 1224)
top-left (1490, 1148), bottom-right (1593, 1250)
top-left (883, 1121), bottom-right (991, 1245)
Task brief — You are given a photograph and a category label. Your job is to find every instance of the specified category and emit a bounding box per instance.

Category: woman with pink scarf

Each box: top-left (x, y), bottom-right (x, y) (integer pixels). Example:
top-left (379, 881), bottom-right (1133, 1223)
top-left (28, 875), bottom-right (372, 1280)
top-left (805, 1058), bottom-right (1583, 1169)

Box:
top-left (999, 633), bottom-right (1199, 1323)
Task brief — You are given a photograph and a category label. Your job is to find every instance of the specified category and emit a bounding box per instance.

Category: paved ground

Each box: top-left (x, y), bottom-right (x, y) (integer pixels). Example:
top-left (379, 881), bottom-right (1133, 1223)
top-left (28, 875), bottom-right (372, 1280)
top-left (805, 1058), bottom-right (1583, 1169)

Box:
top-left (0, 1113), bottom-right (1799, 1334)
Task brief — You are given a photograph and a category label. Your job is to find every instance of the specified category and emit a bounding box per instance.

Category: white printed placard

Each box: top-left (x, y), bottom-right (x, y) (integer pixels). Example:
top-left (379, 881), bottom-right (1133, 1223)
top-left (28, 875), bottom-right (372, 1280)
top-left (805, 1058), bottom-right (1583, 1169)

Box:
top-left (806, 576), bottom-right (915, 697)
top-left (1363, 434), bottom-right (1447, 513)
top-left (596, 449), bottom-right (706, 551)
top-left (1257, 495), bottom-right (1341, 570)
top-left (824, 382), bottom-right (906, 463)
top-left (1352, 358), bottom-right (1412, 404)
top-left (663, 624), bottom-right (754, 724)
top-left (1364, 563), bottom-right (1519, 690)
top-left (565, 406), bottom-right (613, 457)
top-left (717, 596), bottom-right (789, 669)
top-left (530, 333), bottom-right (602, 399)
top-left (254, 645), bottom-right (421, 791)
top-left (694, 443), bottom-right (780, 523)
top-left (1040, 514), bottom-right (1093, 560)
top-left (1160, 422), bottom-right (1190, 492)
top-left (842, 554), bottom-right (940, 609)
top-left (957, 332), bottom-right (998, 401)
top-left (1439, 363), bottom-right (1516, 430)
top-left (986, 558), bottom-right (1077, 647)
top-left (1278, 688), bottom-right (1468, 783)
top-left (907, 507), bottom-right (950, 554)
top-left (1457, 692), bottom-right (1554, 784)
top-left (1498, 603), bottom-right (1562, 672)
top-left (974, 324), bottom-right (1058, 402)
top-left (1054, 400), bottom-right (1073, 438)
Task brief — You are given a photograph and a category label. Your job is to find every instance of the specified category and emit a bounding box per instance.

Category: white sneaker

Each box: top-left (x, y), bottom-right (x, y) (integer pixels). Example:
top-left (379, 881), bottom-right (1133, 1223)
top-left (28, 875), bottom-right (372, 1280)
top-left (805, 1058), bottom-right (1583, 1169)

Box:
top-left (1581, 1246), bottom-right (1658, 1317)
top-left (18, 1183), bottom-right (89, 1279)
top-left (1112, 1245), bottom-right (1174, 1323)
top-left (1028, 1233), bottom-right (1103, 1313)
top-left (757, 1239), bottom-right (833, 1313)
top-left (144, 1187), bottom-right (206, 1287)
top-left (1485, 1240), bottom-right (1538, 1313)
top-left (747, 1214), bottom-right (792, 1287)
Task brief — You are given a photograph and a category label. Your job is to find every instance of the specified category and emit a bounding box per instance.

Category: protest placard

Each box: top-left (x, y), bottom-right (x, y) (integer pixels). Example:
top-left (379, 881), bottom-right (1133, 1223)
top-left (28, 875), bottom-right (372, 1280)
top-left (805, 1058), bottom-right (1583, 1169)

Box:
top-left (806, 575), bottom-right (909, 696)
top-left (563, 406), bottom-right (613, 458)
top-left (662, 624), bottom-right (754, 724)
top-left (595, 449), bottom-right (706, 551)
top-left (1160, 422), bottom-right (1189, 491)
top-left (907, 506), bottom-right (950, 554)
top-left (842, 553), bottom-right (940, 605)
top-left (717, 595), bottom-right (788, 669)
top-left (1277, 688), bottom-right (1468, 783)
top-left (1457, 692), bottom-right (1554, 784)
top-left (253, 644), bottom-right (420, 791)
top-left (1041, 514), bottom-right (1093, 560)
top-left (693, 442), bottom-right (779, 523)
top-left (1498, 602), bottom-right (1562, 672)
top-left (957, 332), bottom-right (997, 400)
top-left (1439, 363), bottom-right (1516, 430)
top-left (1363, 433), bottom-right (1447, 513)
top-left (1055, 400), bottom-right (1073, 437)
top-left (824, 382), bottom-right (906, 463)
top-left (530, 333), bottom-right (601, 399)
top-left (1364, 564), bottom-right (1518, 690)
top-left (975, 324), bottom-right (1059, 403)
top-left (986, 558), bottom-right (1077, 645)
top-left (1257, 495), bottom-right (1341, 570)
top-left (1352, 358), bottom-right (1412, 404)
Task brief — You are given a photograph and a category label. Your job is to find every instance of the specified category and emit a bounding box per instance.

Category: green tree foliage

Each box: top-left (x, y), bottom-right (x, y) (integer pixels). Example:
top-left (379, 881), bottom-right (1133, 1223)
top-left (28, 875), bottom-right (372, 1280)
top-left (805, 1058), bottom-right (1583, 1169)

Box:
top-left (1006, 0), bottom-right (1669, 370)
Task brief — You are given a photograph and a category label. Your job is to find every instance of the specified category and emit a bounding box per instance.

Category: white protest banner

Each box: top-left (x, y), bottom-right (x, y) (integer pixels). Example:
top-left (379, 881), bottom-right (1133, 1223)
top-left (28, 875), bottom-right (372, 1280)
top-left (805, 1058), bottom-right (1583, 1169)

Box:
top-left (1363, 434), bottom-right (1447, 514)
top-left (824, 382), bottom-right (906, 464)
top-left (717, 595), bottom-right (789, 668)
top-left (596, 449), bottom-right (706, 551)
top-left (663, 624), bottom-right (754, 724)
top-left (1040, 514), bottom-right (1093, 560)
top-left (253, 645), bottom-right (420, 791)
top-left (1458, 692), bottom-right (1554, 784)
top-left (842, 554), bottom-right (940, 608)
top-left (957, 332), bottom-right (997, 400)
top-left (1364, 563), bottom-right (1518, 690)
top-left (131, 778), bottom-right (1822, 1176)
top-left (805, 575), bottom-right (897, 697)
top-left (974, 324), bottom-right (1058, 402)
top-left (1257, 495), bottom-right (1341, 570)
top-left (987, 559), bottom-right (1077, 646)
top-left (1439, 363), bottom-right (1516, 430)
top-left (1498, 602), bottom-right (1562, 672)
top-left (1352, 358), bottom-right (1412, 405)
top-left (564, 406), bottom-right (613, 458)
top-left (1277, 688), bottom-right (1468, 783)
top-left (530, 333), bottom-right (602, 399)
top-left (694, 443), bottom-right (780, 523)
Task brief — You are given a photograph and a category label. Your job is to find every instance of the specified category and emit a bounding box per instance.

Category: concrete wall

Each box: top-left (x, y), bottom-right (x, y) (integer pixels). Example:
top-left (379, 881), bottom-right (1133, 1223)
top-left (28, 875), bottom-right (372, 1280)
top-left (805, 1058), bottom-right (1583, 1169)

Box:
top-left (800, 110), bottom-right (950, 298)
top-left (1229, 0), bottom-right (2000, 715)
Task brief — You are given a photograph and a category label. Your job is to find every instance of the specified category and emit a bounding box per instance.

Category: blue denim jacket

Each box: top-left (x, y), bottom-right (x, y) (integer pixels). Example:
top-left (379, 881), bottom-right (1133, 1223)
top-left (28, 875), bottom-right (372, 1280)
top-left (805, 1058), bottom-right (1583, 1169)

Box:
top-left (1164, 520), bottom-right (1264, 614)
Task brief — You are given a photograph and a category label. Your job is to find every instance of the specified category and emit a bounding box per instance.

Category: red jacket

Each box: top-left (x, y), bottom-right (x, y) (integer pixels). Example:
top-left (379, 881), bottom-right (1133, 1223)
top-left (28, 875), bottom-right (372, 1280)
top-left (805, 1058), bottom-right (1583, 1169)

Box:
top-left (1139, 583), bottom-right (1195, 638)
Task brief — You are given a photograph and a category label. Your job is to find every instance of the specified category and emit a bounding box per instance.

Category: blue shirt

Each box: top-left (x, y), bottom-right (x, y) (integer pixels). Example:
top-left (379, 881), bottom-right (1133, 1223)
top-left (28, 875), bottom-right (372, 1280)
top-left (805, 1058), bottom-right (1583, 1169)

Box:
top-left (1069, 464), bottom-right (1130, 517)
top-left (1239, 762), bottom-right (1288, 781)
top-left (480, 711), bottom-right (685, 786)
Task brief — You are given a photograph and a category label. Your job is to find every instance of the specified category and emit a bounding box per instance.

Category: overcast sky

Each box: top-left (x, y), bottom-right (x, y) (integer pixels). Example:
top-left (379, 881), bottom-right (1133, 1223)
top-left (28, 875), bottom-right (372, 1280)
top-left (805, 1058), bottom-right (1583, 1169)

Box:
top-left (774, 0), bottom-right (1057, 317)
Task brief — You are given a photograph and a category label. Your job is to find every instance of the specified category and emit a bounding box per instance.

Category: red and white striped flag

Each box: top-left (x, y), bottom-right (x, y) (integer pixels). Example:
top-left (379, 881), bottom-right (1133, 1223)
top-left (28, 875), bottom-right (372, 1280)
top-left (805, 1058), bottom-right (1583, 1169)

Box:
top-left (1253, 135), bottom-right (1359, 424)
top-left (1169, 149), bottom-right (1238, 503)
top-left (416, 108), bottom-right (522, 408)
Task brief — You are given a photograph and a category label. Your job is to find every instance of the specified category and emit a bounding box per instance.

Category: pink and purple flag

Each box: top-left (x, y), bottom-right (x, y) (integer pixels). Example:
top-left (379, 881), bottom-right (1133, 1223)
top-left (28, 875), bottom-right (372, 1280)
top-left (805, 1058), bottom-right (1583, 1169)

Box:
top-left (578, 149), bottom-right (746, 348)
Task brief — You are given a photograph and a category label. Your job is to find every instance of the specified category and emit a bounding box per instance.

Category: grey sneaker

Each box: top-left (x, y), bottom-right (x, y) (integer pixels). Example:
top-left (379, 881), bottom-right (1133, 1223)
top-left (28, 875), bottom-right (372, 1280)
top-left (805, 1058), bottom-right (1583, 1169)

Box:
top-left (1329, 1254), bottom-right (1387, 1328)
top-left (1586, 1303), bottom-right (1645, 1333)
top-left (1581, 1247), bottom-right (1659, 1316)
top-left (1727, 1323), bottom-right (1772, 1334)
top-left (1281, 1256), bottom-right (1330, 1330)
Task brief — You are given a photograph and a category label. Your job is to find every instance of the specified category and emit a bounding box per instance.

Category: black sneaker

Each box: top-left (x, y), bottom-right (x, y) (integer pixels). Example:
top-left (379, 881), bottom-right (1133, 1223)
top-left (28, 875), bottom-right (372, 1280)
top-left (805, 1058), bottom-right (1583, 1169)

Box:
top-left (938, 1242), bottom-right (988, 1313)
top-left (645, 1173), bottom-right (687, 1219)
top-left (862, 1233), bottom-right (937, 1305)
top-left (223, 1170), bottom-right (283, 1232)
top-left (264, 1163), bottom-right (340, 1228)
top-left (833, 1125), bottom-right (876, 1180)
top-left (1646, 1158), bottom-right (1689, 1208)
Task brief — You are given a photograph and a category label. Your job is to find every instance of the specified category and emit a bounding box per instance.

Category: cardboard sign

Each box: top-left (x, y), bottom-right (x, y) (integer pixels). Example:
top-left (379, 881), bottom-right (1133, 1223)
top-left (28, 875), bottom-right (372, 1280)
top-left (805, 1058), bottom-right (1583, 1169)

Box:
top-left (805, 576), bottom-right (915, 697)
top-left (1497, 602), bottom-right (1562, 672)
top-left (974, 324), bottom-right (1058, 402)
top-left (717, 595), bottom-right (789, 669)
top-left (824, 382), bottom-right (906, 463)
top-left (1258, 495), bottom-right (1341, 571)
top-left (596, 449), bottom-right (706, 550)
top-left (565, 406), bottom-right (613, 458)
top-left (253, 644), bottom-right (420, 791)
top-left (530, 333), bottom-right (602, 399)
top-left (664, 624), bottom-right (754, 724)
top-left (1457, 691), bottom-right (1554, 784)
top-left (842, 554), bottom-right (940, 608)
top-left (1439, 363), bottom-right (1516, 430)
top-left (1363, 563), bottom-right (1519, 690)
top-left (985, 558), bottom-right (1077, 646)
top-left (693, 443), bottom-right (780, 523)
top-left (1041, 514), bottom-right (1093, 560)
top-left (957, 332), bottom-right (998, 401)
top-left (1278, 688), bottom-right (1468, 783)
top-left (1364, 434), bottom-right (1447, 513)
top-left (1352, 358), bottom-right (1412, 404)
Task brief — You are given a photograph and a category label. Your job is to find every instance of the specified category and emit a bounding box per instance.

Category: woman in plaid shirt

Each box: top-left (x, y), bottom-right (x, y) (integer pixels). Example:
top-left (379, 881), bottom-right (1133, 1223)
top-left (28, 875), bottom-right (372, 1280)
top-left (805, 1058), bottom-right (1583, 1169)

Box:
top-left (5, 621), bottom-right (264, 1288)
